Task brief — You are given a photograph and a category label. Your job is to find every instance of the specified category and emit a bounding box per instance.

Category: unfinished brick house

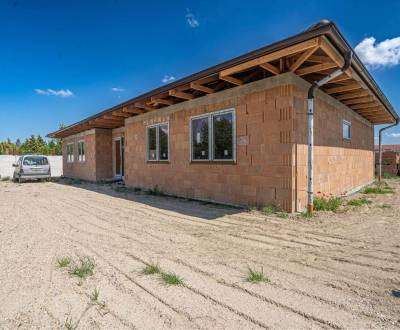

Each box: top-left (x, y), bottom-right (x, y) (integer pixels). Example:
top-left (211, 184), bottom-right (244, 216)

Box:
top-left (375, 145), bottom-right (400, 176)
top-left (48, 21), bottom-right (398, 212)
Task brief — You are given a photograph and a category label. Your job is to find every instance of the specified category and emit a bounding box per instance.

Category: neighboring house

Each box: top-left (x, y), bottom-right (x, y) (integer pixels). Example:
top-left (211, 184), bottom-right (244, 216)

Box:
top-left (374, 145), bottom-right (400, 176)
top-left (48, 21), bottom-right (398, 212)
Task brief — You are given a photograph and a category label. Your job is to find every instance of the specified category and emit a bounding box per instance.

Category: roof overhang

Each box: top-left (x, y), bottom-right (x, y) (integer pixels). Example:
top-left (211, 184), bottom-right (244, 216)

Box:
top-left (48, 21), bottom-right (398, 139)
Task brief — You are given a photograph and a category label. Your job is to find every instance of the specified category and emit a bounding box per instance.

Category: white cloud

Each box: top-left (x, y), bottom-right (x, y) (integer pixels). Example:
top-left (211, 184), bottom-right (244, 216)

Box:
top-left (185, 9), bottom-right (199, 28)
top-left (162, 75), bottom-right (176, 83)
top-left (35, 88), bottom-right (74, 97)
top-left (386, 132), bottom-right (400, 138)
top-left (111, 87), bottom-right (125, 92)
top-left (355, 36), bottom-right (400, 67)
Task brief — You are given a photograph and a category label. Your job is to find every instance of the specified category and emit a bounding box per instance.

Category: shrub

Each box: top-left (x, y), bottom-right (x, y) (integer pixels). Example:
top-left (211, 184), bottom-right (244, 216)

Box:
top-left (314, 196), bottom-right (342, 211)
top-left (347, 197), bottom-right (372, 206)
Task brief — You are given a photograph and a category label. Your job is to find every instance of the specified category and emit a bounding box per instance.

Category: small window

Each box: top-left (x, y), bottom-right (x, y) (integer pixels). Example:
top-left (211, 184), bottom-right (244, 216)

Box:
top-left (67, 143), bottom-right (74, 163)
top-left (147, 123), bottom-right (169, 161)
top-left (78, 141), bottom-right (85, 162)
top-left (343, 120), bottom-right (351, 141)
top-left (190, 109), bottom-right (235, 161)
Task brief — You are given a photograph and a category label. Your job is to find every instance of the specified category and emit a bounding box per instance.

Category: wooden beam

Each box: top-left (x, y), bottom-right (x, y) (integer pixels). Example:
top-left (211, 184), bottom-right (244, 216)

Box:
top-left (259, 62), bottom-right (281, 75)
top-left (355, 107), bottom-right (382, 114)
top-left (190, 82), bottom-right (215, 94)
top-left (150, 97), bottom-right (174, 106)
top-left (296, 62), bottom-right (337, 76)
top-left (325, 83), bottom-right (361, 94)
top-left (289, 46), bottom-right (319, 72)
top-left (220, 37), bottom-right (320, 77)
top-left (218, 74), bottom-right (243, 86)
top-left (350, 102), bottom-right (380, 110)
top-left (169, 89), bottom-right (195, 100)
top-left (336, 90), bottom-right (369, 101)
top-left (103, 115), bottom-right (126, 122)
top-left (122, 106), bottom-right (145, 114)
top-left (306, 54), bottom-right (331, 63)
top-left (343, 96), bottom-right (375, 106)
top-left (134, 102), bottom-right (155, 111)
top-left (112, 111), bottom-right (130, 118)
top-left (329, 74), bottom-right (352, 84)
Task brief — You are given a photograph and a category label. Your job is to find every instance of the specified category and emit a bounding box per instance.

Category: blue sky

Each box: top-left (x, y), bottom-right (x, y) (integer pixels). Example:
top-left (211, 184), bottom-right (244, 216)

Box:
top-left (1, 0), bottom-right (400, 143)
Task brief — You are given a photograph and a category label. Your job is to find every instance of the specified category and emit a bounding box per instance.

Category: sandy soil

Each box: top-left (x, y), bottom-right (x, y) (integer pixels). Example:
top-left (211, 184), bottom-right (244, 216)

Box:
top-left (0, 179), bottom-right (399, 329)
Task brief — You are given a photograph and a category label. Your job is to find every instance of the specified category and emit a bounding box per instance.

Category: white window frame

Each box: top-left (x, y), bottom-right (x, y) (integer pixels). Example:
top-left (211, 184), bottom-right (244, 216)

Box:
top-left (67, 143), bottom-right (74, 163)
top-left (77, 140), bottom-right (85, 162)
top-left (146, 122), bottom-right (170, 161)
top-left (342, 120), bottom-right (352, 141)
top-left (189, 108), bottom-right (236, 162)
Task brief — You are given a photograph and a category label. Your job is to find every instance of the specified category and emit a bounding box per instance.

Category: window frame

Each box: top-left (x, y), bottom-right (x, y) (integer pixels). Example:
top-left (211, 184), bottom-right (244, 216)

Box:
top-left (146, 122), bottom-right (170, 162)
top-left (77, 140), bottom-right (85, 162)
top-left (342, 120), bottom-right (352, 141)
top-left (189, 108), bottom-right (236, 162)
top-left (66, 143), bottom-right (74, 163)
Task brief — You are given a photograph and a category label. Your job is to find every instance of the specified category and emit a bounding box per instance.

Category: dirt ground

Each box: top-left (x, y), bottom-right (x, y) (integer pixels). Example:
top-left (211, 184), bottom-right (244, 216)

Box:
top-left (0, 179), bottom-right (399, 329)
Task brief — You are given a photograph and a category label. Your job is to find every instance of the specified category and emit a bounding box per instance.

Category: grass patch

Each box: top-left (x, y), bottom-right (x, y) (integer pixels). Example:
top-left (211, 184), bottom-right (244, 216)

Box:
top-left (276, 211), bottom-right (288, 218)
top-left (69, 256), bottom-right (95, 279)
top-left (347, 197), bottom-right (372, 206)
top-left (260, 204), bottom-right (280, 215)
top-left (57, 256), bottom-right (72, 268)
top-left (142, 263), bottom-right (161, 275)
top-left (160, 272), bottom-right (184, 286)
top-left (89, 287), bottom-right (100, 302)
top-left (1, 176), bottom-right (10, 181)
top-left (314, 196), bottom-right (342, 211)
top-left (363, 186), bottom-right (394, 194)
top-left (146, 185), bottom-right (164, 196)
top-left (246, 266), bottom-right (270, 283)
top-left (64, 316), bottom-right (78, 330)
top-left (300, 210), bottom-right (314, 218)
top-left (383, 173), bottom-right (400, 180)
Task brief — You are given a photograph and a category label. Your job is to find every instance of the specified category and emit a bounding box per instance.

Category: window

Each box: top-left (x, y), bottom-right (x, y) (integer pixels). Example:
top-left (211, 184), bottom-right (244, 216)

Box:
top-left (23, 156), bottom-right (48, 166)
top-left (343, 120), bottom-right (351, 141)
top-left (67, 143), bottom-right (74, 163)
top-left (190, 109), bottom-right (235, 161)
top-left (147, 123), bottom-right (169, 161)
top-left (78, 141), bottom-right (85, 162)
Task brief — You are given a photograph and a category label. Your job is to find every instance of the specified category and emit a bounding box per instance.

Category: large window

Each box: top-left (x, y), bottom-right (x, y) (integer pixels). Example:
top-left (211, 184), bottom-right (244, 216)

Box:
top-left (147, 123), bottom-right (169, 161)
top-left (78, 140), bottom-right (85, 162)
top-left (67, 143), bottom-right (74, 163)
top-left (342, 120), bottom-right (351, 141)
top-left (190, 109), bottom-right (235, 161)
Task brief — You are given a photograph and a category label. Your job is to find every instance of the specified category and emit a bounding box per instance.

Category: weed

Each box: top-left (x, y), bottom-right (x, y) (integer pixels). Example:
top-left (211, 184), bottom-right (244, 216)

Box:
top-left (142, 263), bottom-right (161, 275)
top-left (133, 187), bottom-right (142, 192)
top-left (64, 316), bottom-right (78, 330)
top-left (113, 186), bottom-right (128, 193)
top-left (160, 272), bottom-right (184, 286)
top-left (314, 196), bottom-right (342, 211)
top-left (57, 256), bottom-right (72, 268)
top-left (246, 266), bottom-right (270, 283)
top-left (383, 173), bottom-right (400, 180)
top-left (90, 288), bottom-right (100, 302)
top-left (347, 197), bottom-right (372, 206)
top-left (301, 210), bottom-right (314, 218)
top-left (276, 211), bottom-right (288, 219)
top-left (69, 256), bottom-right (95, 279)
top-left (1, 176), bottom-right (10, 181)
top-left (363, 186), bottom-right (394, 194)
top-left (260, 204), bottom-right (280, 215)
top-left (147, 185), bottom-right (164, 196)
top-left (379, 204), bottom-right (392, 209)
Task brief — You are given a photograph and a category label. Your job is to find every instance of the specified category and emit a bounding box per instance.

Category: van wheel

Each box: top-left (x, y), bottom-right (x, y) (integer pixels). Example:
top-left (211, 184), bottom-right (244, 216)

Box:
top-left (18, 176), bottom-right (22, 184)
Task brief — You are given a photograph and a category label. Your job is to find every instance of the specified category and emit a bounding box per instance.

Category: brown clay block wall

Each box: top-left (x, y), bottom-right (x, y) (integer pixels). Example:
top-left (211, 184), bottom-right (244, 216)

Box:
top-left (62, 131), bottom-right (97, 181)
top-left (124, 74), bottom-right (297, 211)
top-left (293, 82), bottom-right (374, 211)
top-left (62, 129), bottom-right (113, 181)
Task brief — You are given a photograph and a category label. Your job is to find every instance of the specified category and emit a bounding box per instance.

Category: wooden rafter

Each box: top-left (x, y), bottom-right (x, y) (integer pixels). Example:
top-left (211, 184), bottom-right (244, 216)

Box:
top-left (306, 54), bottom-right (331, 63)
top-left (296, 62), bottom-right (337, 76)
top-left (169, 89), bottom-right (195, 100)
top-left (259, 62), bottom-right (281, 75)
top-left (122, 106), bottom-right (145, 114)
top-left (218, 75), bottom-right (243, 86)
top-left (289, 46), bottom-right (319, 72)
top-left (135, 102), bottom-right (155, 111)
top-left (336, 90), bottom-right (369, 101)
top-left (350, 102), bottom-right (380, 110)
top-left (150, 97), bottom-right (174, 106)
top-left (220, 37), bottom-right (320, 77)
top-left (343, 96), bottom-right (375, 106)
top-left (325, 83), bottom-right (361, 94)
top-left (190, 82), bottom-right (215, 94)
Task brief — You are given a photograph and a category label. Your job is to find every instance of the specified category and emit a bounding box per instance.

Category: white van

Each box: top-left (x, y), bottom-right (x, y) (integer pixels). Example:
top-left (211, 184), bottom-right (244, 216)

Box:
top-left (13, 155), bottom-right (51, 183)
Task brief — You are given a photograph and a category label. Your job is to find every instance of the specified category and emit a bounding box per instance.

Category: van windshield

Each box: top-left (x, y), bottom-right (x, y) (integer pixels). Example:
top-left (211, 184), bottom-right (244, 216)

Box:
top-left (23, 156), bottom-right (48, 166)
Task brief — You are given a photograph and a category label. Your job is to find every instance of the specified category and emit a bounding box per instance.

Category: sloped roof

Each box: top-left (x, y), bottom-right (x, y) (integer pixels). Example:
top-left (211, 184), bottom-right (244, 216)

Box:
top-left (48, 20), bottom-right (398, 139)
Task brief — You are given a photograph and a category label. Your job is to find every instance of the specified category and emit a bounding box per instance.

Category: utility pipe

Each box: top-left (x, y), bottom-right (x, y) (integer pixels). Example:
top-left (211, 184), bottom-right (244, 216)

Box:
top-left (378, 118), bottom-right (400, 182)
top-left (307, 51), bottom-right (353, 213)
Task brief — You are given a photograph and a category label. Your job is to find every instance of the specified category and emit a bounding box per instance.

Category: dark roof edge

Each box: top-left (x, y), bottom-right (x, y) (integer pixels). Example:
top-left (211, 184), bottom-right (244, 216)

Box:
top-left (47, 21), bottom-right (398, 138)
